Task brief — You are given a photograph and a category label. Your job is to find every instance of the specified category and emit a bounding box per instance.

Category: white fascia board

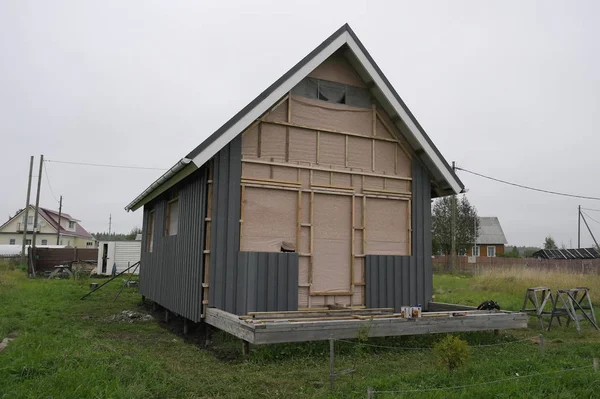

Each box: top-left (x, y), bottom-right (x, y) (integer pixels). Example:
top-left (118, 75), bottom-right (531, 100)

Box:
top-left (346, 37), bottom-right (462, 195)
top-left (192, 33), bottom-right (349, 168)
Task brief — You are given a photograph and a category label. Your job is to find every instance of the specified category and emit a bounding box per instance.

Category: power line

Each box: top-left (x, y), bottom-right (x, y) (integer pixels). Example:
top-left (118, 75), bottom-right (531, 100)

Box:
top-left (582, 208), bottom-right (600, 213)
top-left (582, 212), bottom-right (600, 226)
top-left (45, 159), bottom-right (168, 171)
top-left (456, 167), bottom-right (600, 201)
top-left (42, 161), bottom-right (60, 203)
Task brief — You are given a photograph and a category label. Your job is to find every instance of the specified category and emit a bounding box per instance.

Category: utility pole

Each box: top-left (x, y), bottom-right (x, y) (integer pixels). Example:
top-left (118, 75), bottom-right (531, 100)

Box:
top-left (21, 156), bottom-right (34, 266)
top-left (578, 205), bottom-right (581, 249)
top-left (451, 161), bottom-right (457, 272)
top-left (581, 213), bottom-right (600, 250)
top-left (109, 214), bottom-right (112, 235)
top-left (30, 154), bottom-right (43, 278)
top-left (56, 195), bottom-right (62, 245)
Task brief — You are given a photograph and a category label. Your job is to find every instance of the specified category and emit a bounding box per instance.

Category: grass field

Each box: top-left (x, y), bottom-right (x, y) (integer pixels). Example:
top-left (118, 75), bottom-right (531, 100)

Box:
top-left (1, 261), bottom-right (599, 398)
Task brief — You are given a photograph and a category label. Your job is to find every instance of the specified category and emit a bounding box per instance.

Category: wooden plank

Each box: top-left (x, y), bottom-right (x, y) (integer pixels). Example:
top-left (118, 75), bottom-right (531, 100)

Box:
top-left (375, 111), bottom-right (412, 159)
top-left (311, 291), bottom-right (354, 296)
top-left (241, 177), bottom-right (301, 186)
top-left (247, 308), bottom-right (394, 319)
top-left (371, 104), bottom-right (376, 136)
top-left (362, 188), bottom-right (411, 197)
top-left (427, 302), bottom-right (478, 311)
top-left (242, 158), bottom-right (412, 181)
top-left (252, 313), bottom-right (529, 344)
top-left (261, 119), bottom-right (400, 144)
top-left (311, 183), bottom-right (354, 191)
top-left (296, 190), bottom-right (301, 254)
top-left (205, 308), bottom-right (256, 343)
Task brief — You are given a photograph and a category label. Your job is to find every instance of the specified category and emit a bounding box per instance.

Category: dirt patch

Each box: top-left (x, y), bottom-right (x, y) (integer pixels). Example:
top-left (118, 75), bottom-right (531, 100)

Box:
top-left (0, 332), bottom-right (18, 352)
top-left (105, 310), bottom-right (154, 323)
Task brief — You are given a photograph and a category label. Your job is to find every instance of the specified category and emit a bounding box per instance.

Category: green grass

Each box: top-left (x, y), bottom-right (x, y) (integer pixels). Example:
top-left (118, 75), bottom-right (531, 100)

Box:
top-left (1, 261), bottom-right (599, 398)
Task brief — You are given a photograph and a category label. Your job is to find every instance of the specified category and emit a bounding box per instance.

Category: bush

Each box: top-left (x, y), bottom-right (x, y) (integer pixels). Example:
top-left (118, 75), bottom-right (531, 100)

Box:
top-left (433, 335), bottom-right (470, 371)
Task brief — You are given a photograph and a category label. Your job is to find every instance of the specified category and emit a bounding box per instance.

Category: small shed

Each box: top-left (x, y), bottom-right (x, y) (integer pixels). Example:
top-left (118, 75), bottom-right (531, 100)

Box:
top-left (124, 24), bottom-right (526, 344)
top-left (97, 241), bottom-right (141, 275)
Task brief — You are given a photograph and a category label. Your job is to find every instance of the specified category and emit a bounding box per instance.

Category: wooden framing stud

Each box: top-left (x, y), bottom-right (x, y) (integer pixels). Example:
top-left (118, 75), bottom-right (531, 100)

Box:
top-left (372, 104), bottom-right (376, 136)
top-left (296, 190), bottom-right (302, 253)
top-left (257, 123), bottom-right (262, 158)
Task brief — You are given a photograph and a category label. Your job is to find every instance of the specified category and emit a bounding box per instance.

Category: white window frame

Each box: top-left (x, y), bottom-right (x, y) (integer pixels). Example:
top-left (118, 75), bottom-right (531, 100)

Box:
top-left (68, 221), bottom-right (76, 229)
top-left (146, 210), bottom-right (155, 252)
top-left (86, 242), bottom-right (93, 247)
top-left (472, 245), bottom-right (480, 257)
top-left (487, 246), bottom-right (496, 257)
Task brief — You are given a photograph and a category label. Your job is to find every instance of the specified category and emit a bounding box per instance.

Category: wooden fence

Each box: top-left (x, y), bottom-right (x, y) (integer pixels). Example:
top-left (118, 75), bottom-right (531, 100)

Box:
top-left (29, 247), bottom-right (98, 273)
top-left (433, 255), bottom-right (600, 275)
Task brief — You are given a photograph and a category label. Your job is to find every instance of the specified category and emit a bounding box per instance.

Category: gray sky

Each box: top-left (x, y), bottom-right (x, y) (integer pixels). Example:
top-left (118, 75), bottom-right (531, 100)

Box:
top-left (1, 1), bottom-right (599, 247)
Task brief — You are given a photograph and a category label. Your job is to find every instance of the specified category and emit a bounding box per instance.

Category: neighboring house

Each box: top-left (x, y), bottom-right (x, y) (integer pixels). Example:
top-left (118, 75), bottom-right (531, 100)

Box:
top-left (471, 217), bottom-right (508, 258)
top-left (0, 205), bottom-right (96, 248)
top-left (125, 25), bottom-right (470, 339)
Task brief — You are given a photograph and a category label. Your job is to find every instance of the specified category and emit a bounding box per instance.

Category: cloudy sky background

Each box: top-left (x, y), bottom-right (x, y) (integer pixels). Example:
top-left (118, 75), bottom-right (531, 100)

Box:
top-left (1, 1), bottom-right (599, 247)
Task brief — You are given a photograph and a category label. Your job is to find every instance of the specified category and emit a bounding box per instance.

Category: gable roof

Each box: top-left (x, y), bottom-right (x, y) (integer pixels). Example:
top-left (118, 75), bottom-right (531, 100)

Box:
top-left (476, 217), bottom-right (508, 245)
top-left (125, 24), bottom-right (464, 211)
top-left (40, 207), bottom-right (93, 239)
top-left (0, 206), bottom-right (93, 240)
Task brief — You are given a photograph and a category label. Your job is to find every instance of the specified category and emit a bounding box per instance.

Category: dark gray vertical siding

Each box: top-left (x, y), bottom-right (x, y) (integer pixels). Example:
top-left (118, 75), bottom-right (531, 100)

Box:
top-left (139, 169), bottom-right (207, 322)
top-left (237, 252), bottom-right (299, 314)
top-left (413, 160), bottom-right (433, 307)
top-left (364, 160), bottom-right (433, 311)
top-left (209, 136), bottom-right (242, 313)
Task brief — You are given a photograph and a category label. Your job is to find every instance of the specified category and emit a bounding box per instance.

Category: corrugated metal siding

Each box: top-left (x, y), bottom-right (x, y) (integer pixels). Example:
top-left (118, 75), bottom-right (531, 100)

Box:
top-left (209, 137), bottom-right (242, 314)
top-left (140, 169), bottom-right (207, 322)
top-left (364, 160), bottom-right (432, 311)
top-left (237, 252), bottom-right (299, 314)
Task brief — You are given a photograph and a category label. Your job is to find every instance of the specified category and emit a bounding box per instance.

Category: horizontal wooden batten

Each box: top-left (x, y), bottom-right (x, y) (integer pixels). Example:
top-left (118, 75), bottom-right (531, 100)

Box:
top-left (311, 183), bottom-right (354, 191)
top-left (260, 119), bottom-right (400, 144)
top-left (241, 177), bottom-right (301, 186)
top-left (311, 291), bottom-right (354, 296)
top-left (362, 188), bottom-right (411, 198)
top-left (242, 158), bottom-right (411, 181)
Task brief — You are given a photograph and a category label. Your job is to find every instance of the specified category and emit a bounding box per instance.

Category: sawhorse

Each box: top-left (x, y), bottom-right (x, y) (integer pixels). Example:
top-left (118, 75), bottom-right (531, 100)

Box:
top-left (521, 287), bottom-right (554, 330)
top-left (548, 288), bottom-right (599, 333)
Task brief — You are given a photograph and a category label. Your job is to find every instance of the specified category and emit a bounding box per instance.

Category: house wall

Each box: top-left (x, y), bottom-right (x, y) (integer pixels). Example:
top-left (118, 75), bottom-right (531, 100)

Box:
top-left (472, 244), bottom-right (504, 258)
top-left (0, 233), bottom-right (57, 245)
top-left (0, 209), bottom-right (57, 234)
top-left (239, 55), bottom-right (414, 309)
top-left (140, 169), bottom-right (208, 322)
top-left (365, 160), bottom-right (433, 310)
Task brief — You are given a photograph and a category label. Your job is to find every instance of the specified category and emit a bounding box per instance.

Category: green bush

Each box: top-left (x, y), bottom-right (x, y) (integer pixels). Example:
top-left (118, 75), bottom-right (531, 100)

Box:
top-left (433, 335), bottom-right (470, 371)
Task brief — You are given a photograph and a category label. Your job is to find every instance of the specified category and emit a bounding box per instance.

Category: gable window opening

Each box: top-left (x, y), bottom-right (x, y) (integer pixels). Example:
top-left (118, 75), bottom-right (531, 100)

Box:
top-left (146, 210), bottom-right (155, 253)
top-left (41, 239), bottom-right (47, 245)
top-left (9, 239), bottom-right (15, 245)
top-left (292, 77), bottom-right (372, 108)
top-left (472, 245), bottom-right (480, 257)
top-left (68, 221), bottom-right (75, 229)
top-left (487, 246), bottom-right (496, 257)
top-left (86, 242), bottom-right (93, 247)
top-left (26, 239), bottom-right (31, 245)
top-left (165, 198), bottom-right (179, 236)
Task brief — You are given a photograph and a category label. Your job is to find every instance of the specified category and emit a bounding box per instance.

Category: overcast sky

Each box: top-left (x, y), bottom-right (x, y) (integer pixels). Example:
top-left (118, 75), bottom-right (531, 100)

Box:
top-left (1, 1), bottom-right (599, 247)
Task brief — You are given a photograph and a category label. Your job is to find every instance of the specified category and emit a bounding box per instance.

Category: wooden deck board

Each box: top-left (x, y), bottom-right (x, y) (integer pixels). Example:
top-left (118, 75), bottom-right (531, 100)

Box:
top-left (205, 306), bottom-right (528, 345)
